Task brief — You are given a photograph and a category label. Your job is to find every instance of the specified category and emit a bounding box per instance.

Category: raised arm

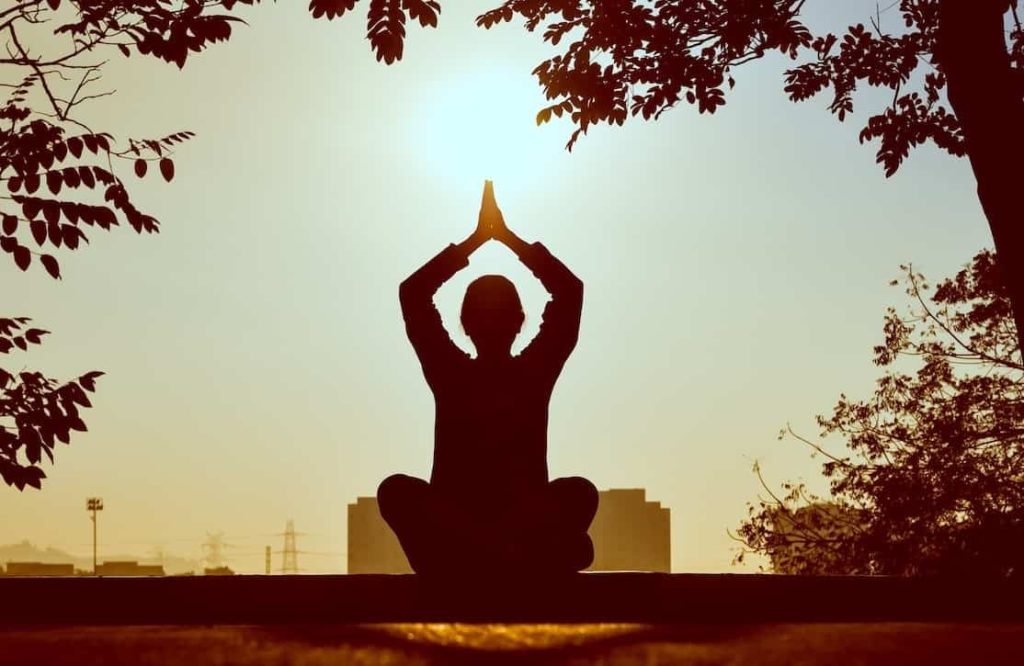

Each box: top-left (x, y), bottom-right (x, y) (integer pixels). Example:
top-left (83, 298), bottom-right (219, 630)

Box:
top-left (505, 230), bottom-right (583, 367)
top-left (400, 230), bottom-right (486, 376)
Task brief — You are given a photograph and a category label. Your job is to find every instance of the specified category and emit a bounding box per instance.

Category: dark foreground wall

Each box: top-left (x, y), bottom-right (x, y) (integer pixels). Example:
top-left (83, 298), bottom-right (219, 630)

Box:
top-left (1, 573), bottom-right (1023, 625)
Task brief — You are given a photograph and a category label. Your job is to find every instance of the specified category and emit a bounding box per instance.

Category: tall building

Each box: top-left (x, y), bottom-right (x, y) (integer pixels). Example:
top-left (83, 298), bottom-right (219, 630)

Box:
top-left (348, 497), bottom-right (413, 574)
top-left (587, 488), bottom-right (671, 572)
top-left (346, 488), bottom-right (671, 573)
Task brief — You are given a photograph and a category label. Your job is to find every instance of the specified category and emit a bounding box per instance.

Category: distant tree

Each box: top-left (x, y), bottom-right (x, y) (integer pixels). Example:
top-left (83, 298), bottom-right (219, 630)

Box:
top-left (744, 497), bottom-right (867, 575)
top-left (734, 250), bottom-right (1024, 576)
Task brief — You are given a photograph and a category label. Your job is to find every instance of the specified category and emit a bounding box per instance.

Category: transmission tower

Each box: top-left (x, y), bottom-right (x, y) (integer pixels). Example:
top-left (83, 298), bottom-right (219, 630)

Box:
top-left (202, 532), bottom-right (227, 569)
top-left (281, 520), bottom-right (299, 574)
top-left (280, 518), bottom-right (299, 569)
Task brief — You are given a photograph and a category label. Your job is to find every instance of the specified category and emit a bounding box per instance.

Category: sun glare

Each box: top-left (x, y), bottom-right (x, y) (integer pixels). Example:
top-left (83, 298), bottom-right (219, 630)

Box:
top-left (412, 67), bottom-right (566, 198)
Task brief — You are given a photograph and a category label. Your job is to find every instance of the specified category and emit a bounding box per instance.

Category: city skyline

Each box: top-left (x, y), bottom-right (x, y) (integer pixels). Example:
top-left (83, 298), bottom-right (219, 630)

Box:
top-left (0, 487), bottom-right (672, 575)
top-left (348, 488), bottom-right (671, 575)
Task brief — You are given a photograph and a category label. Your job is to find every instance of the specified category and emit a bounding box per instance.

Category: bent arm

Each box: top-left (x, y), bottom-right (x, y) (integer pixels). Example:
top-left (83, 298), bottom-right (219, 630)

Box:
top-left (400, 233), bottom-right (486, 372)
top-left (503, 231), bottom-right (583, 365)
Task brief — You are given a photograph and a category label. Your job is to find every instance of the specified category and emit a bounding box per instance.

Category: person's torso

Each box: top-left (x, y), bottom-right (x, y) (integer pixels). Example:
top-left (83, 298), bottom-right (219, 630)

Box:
top-left (428, 355), bottom-right (555, 503)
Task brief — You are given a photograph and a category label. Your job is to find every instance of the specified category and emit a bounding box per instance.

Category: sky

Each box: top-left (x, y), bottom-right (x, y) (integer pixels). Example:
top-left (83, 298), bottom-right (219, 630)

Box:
top-left (0, 1), bottom-right (993, 573)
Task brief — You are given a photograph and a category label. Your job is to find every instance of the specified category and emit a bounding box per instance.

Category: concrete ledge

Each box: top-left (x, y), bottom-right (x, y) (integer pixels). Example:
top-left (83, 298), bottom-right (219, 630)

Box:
top-left (1, 573), bottom-right (1022, 625)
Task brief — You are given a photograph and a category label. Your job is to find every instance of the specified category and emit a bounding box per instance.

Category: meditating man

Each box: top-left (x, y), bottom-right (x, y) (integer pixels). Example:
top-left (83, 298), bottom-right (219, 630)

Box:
top-left (378, 181), bottom-right (598, 576)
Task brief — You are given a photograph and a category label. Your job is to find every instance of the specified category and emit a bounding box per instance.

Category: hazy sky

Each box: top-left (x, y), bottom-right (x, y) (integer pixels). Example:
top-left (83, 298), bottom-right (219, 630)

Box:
top-left (1, 1), bottom-right (991, 573)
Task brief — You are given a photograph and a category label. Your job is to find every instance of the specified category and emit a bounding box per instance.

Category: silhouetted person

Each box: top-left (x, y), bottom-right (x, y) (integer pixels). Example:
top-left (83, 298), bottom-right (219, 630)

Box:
top-left (379, 181), bottom-right (597, 576)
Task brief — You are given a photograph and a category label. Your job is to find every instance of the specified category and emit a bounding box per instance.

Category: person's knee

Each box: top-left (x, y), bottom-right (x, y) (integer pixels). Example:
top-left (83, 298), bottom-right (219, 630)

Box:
top-left (551, 476), bottom-right (598, 523)
top-left (377, 474), bottom-right (428, 524)
top-left (572, 532), bottom-right (595, 571)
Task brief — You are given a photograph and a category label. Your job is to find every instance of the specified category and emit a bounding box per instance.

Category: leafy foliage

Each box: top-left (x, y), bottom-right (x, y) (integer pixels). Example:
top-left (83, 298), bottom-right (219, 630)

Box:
top-left (477, 0), bottom-right (812, 149)
top-left (467, 0), bottom-right (1019, 175)
top-left (0, 318), bottom-right (102, 490)
top-left (0, 0), bottom-right (266, 280)
top-left (308, 0), bottom-right (440, 63)
top-left (735, 251), bottom-right (1024, 576)
top-left (781, 3), bottom-right (975, 177)
top-left (0, 0), bottom-right (265, 489)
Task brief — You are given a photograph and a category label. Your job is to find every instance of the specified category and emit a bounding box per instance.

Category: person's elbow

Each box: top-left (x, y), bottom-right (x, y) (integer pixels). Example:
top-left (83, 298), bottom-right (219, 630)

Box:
top-left (563, 273), bottom-right (584, 307)
top-left (399, 278), bottom-right (421, 311)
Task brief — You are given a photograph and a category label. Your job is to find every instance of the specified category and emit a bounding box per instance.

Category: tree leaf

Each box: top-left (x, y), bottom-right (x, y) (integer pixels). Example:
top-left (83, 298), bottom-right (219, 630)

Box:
top-left (79, 371), bottom-right (104, 392)
top-left (22, 198), bottom-right (41, 220)
top-left (159, 158), bottom-right (174, 182)
top-left (47, 219), bottom-right (62, 248)
top-left (60, 203), bottom-right (79, 224)
top-left (41, 254), bottom-right (60, 279)
top-left (78, 167), bottom-right (95, 189)
top-left (61, 224), bottom-right (78, 249)
top-left (30, 219), bottom-right (46, 246)
top-left (309, 0), bottom-right (359, 20)
top-left (135, 159), bottom-right (147, 178)
top-left (23, 328), bottom-right (48, 344)
top-left (67, 137), bottom-right (83, 158)
top-left (46, 171), bottom-right (62, 195)
top-left (14, 245), bottom-right (30, 271)
top-left (42, 201), bottom-right (60, 226)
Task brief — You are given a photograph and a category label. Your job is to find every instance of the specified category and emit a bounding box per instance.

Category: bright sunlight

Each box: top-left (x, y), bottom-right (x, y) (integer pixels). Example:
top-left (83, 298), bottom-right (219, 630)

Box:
top-left (411, 67), bottom-right (569, 199)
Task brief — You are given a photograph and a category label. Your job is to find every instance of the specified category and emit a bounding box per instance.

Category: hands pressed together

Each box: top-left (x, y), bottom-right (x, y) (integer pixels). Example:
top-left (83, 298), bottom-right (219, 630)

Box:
top-left (473, 180), bottom-right (515, 246)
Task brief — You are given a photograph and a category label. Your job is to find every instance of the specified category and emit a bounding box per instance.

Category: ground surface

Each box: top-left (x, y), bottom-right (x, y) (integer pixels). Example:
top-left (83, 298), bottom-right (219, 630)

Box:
top-left (2, 623), bottom-right (1023, 665)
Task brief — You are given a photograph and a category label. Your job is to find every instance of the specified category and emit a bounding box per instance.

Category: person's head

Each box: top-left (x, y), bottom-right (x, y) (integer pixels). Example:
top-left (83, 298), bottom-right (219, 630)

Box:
top-left (461, 275), bottom-right (524, 357)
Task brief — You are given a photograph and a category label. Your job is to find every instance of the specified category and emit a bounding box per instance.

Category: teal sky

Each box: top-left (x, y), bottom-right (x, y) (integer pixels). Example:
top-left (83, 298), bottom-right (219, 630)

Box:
top-left (0, 1), bottom-right (992, 572)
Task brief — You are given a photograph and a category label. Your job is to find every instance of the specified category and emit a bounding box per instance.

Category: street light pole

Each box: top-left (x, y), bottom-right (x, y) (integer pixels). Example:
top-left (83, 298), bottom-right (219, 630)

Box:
top-left (86, 497), bottom-right (103, 575)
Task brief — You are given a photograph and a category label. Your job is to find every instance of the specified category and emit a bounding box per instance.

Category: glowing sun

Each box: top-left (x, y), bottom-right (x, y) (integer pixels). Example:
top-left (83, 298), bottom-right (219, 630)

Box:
top-left (412, 67), bottom-right (566, 197)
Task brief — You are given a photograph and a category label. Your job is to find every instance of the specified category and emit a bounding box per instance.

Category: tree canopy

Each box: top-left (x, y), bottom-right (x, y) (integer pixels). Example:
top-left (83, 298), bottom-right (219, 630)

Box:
top-left (736, 250), bottom-right (1024, 576)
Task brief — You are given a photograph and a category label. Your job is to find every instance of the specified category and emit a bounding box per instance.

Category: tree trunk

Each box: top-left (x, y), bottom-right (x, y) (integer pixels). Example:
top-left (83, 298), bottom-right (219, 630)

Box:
top-left (938, 0), bottom-right (1024, 363)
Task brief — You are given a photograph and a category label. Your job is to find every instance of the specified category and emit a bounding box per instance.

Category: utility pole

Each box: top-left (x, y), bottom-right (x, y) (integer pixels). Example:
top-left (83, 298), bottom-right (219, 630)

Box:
top-left (265, 546), bottom-right (271, 575)
top-left (86, 497), bottom-right (103, 575)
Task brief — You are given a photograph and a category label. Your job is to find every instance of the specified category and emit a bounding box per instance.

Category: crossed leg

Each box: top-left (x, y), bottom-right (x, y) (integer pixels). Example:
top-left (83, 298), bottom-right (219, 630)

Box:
top-left (377, 473), bottom-right (599, 576)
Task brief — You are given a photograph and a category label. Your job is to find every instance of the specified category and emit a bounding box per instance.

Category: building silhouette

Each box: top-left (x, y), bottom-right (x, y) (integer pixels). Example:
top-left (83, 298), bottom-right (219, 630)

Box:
top-left (347, 488), bottom-right (671, 573)
top-left (203, 566), bottom-right (235, 576)
top-left (348, 496), bottom-right (413, 574)
top-left (3, 561), bottom-right (75, 576)
top-left (95, 561), bottom-right (165, 576)
top-left (587, 488), bottom-right (670, 572)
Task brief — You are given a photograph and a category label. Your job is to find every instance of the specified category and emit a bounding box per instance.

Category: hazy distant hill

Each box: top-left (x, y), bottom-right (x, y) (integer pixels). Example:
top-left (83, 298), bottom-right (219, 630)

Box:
top-left (0, 541), bottom-right (200, 575)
